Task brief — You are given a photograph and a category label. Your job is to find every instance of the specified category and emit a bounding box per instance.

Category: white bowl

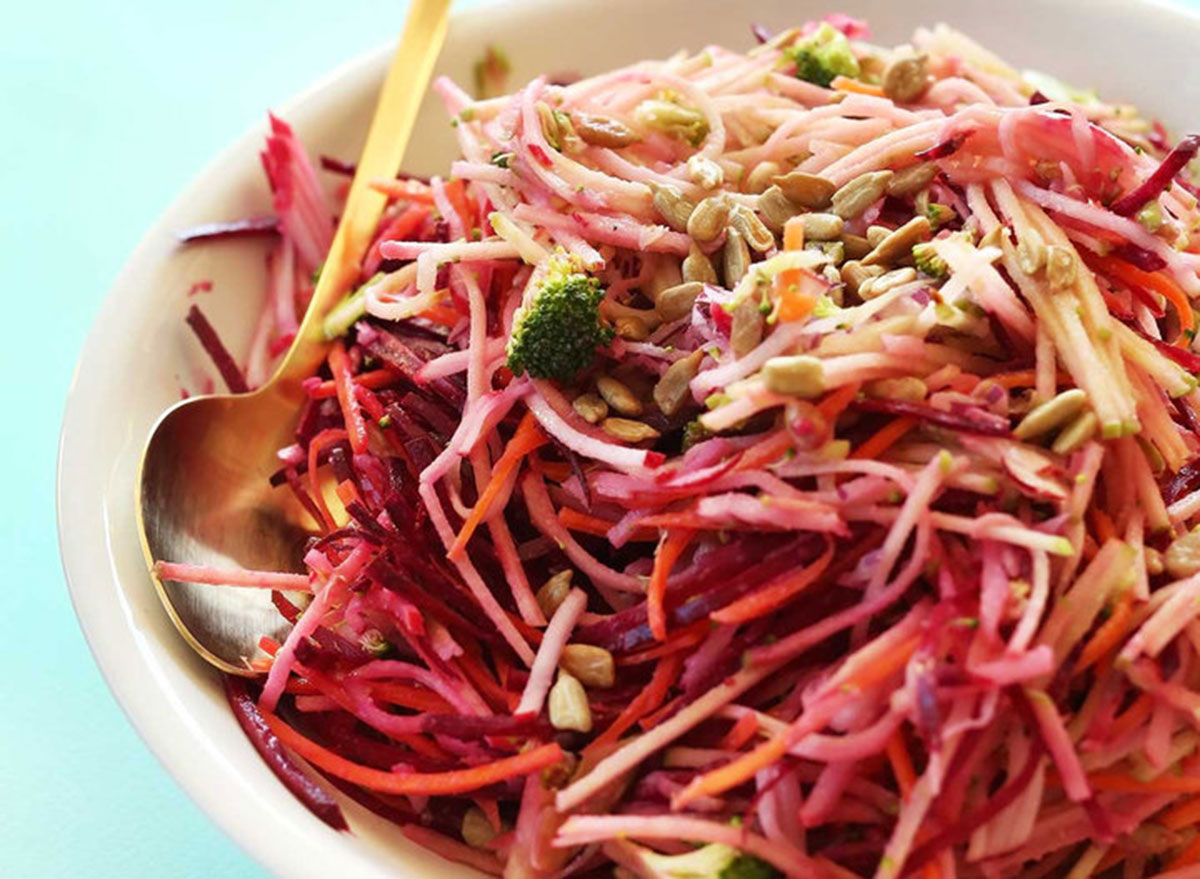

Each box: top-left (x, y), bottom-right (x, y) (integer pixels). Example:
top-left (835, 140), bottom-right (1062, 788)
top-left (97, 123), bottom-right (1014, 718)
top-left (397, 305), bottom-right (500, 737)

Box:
top-left (58, 0), bottom-right (1200, 875)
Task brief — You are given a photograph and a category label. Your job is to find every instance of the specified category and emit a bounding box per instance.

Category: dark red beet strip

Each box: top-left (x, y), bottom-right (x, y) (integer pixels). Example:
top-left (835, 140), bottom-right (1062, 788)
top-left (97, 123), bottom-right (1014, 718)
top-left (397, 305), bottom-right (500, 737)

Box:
top-left (1110, 134), bottom-right (1200, 216)
top-left (223, 676), bottom-right (348, 831)
top-left (914, 131), bottom-right (971, 161)
top-left (177, 215), bottom-right (280, 243)
top-left (185, 304), bottom-right (249, 393)
top-left (852, 398), bottom-right (1012, 437)
top-left (319, 154), bottom-right (357, 176)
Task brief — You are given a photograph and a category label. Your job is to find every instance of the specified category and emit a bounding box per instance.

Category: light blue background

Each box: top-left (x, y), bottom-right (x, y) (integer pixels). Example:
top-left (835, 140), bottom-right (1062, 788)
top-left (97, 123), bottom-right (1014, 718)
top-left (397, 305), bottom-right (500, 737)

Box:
top-left (4, 1), bottom-right (1198, 877)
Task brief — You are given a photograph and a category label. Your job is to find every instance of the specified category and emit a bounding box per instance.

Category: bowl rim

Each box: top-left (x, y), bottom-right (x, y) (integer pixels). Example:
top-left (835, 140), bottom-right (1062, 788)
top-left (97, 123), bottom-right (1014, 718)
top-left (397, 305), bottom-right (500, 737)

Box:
top-left (56, 0), bottom-right (1200, 875)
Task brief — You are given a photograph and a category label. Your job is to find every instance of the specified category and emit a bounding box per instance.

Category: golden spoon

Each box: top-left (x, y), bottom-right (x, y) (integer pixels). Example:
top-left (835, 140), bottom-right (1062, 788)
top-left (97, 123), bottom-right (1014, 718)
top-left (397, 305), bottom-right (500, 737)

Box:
top-left (136, 0), bottom-right (451, 675)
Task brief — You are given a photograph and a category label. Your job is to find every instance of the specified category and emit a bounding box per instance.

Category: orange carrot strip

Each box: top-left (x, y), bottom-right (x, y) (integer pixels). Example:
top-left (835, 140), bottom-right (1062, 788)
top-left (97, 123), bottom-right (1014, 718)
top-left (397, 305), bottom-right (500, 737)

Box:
top-left (370, 682), bottom-right (453, 714)
top-left (1108, 693), bottom-right (1154, 741)
top-left (774, 268), bottom-right (818, 322)
top-left (418, 304), bottom-right (465, 329)
top-left (264, 713), bottom-right (563, 795)
top-left (736, 431), bottom-right (795, 472)
top-left (448, 413), bottom-right (547, 560)
top-left (329, 340), bottom-right (368, 455)
top-left (1075, 593), bottom-right (1135, 672)
top-left (711, 540), bottom-right (834, 624)
top-left (444, 178), bottom-right (475, 234)
top-left (783, 216), bottom-right (805, 252)
top-left (816, 381), bottom-right (862, 422)
top-left (850, 416), bottom-right (917, 461)
top-left (887, 730), bottom-right (917, 799)
top-left (1089, 508), bottom-right (1117, 544)
top-left (1094, 254), bottom-right (1195, 345)
top-left (718, 712), bottom-right (761, 751)
top-left (589, 653), bottom-right (684, 751)
top-left (1159, 794), bottom-right (1200, 831)
top-left (307, 367), bottom-right (400, 399)
top-left (307, 428), bottom-right (348, 531)
top-left (615, 621), bottom-right (710, 666)
top-left (369, 178), bottom-right (436, 204)
top-left (556, 507), bottom-right (618, 538)
top-left (830, 75), bottom-right (886, 97)
top-left (1168, 833), bottom-right (1200, 871)
top-left (648, 528), bottom-right (695, 641)
top-left (1087, 772), bottom-right (1200, 794)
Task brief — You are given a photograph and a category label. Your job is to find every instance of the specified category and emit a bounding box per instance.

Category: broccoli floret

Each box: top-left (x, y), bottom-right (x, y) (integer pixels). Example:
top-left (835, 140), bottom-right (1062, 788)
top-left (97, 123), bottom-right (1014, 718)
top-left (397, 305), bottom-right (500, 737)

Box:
top-left (506, 256), bottom-right (613, 381)
top-left (638, 842), bottom-right (780, 879)
top-left (783, 22), bottom-right (860, 88)
top-left (912, 242), bottom-right (949, 279)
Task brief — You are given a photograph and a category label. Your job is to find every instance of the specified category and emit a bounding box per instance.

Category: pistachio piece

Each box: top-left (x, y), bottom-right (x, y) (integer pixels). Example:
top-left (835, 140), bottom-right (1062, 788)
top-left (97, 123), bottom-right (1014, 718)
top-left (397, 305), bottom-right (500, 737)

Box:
top-left (729, 291), bottom-right (764, 357)
top-left (537, 570), bottom-right (574, 617)
top-left (596, 375), bottom-right (644, 416)
top-left (682, 244), bottom-right (718, 285)
top-left (881, 54), bottom-right (930, 103)
top-left (886, 162), bottom-right (937, 197)
top-left (572, 393), bottom-right (608, 424)
top-left (649, 182), bottom-right (695, 232)
top-left (763, 355), bottom-right (826, 397)
top-left (573, 112), bottom-right (640, 148)
top-left (730, 204), bottom-right (775, 252)
top-left (657, 280), bottom-right (704, 321)
top-left (745, 160), bottom-right (782, 194)
top-left (841, 260), bottom-right (885, 297)
top-left (723, 227), bottom-right (752, 287)
top-left (1166, 530), bottom-right (1200, 580)
top-left (802, 212), bottom-right (845, 241)
top-left (772, 170), bottom-right (837, 209)
top-left (1013, 388), bottom-right (1089, 440)
top-left (549, 670), bottom-right (593, 733)
top-left (687, 194), bottom-right (732, 243)
top-left (559, 644), bottom-right (616, 689)
top-left (831, 170), bottom-right (894, 220)
top-left (687, 154), bottom-right (725, 189)
top-left (653, 349), bottom-right (705, 416)
top-left (1016, 228), bottom-right (1047, 275)
top-left (863, 217), bottom-right (933, 267)
top-left (757, 185), bottom-right (803, 232)
top-left (602, 417), bottom-right (661, 443)
top-left (1045, 245), bottom-right (1077, 290)
top-left (1050, 410), bottom-right (1099, 455)
top-left (858, 267), bottom-right (917, 300)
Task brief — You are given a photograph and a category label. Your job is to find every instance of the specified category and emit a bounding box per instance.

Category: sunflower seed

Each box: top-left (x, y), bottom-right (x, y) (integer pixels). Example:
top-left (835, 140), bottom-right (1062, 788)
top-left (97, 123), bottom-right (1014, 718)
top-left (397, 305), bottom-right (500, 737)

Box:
top-left (596, 375), bottom-right (644, 416)
top-left (537, 570), bottom-right (574, 617)
top-left (687, 194), bottom-right (732, 243)
top-left (757, 185), bottom-right (803, 233)
top-left (687, 154), bottom-right (725, 189)
top-left (841, 260), bottom-right (885, 297)
top-left (1050, 410), bottom-right (1099, 455)
top-left (763, 355), bottom-right (826, 397)
top-left (602, 417), bottom-right (660, 443)
top-left (657, 280), bottom-right (704, 322)
top-left (723, 227), bottom-right (752, 287)
top-left (729, 290), bottom-right (763, 357)
top-left (866, 376), bottom-right (928, 403)
top-left (1013, 389), bottom-right (1089, 440)
top-left (831, 171), bottom-right (894, 220)
top-left (559, 645), bottom-right (615, 689)
top-left (462, 808), bottom-right (498, 848)
top-left (549, 670), bottom-right (593, 732)
top-left (572, 393), bottom-right (608, 424)
top-left (745, 160), bottom-right (782, 194)
top-left (886, 162), bottom-right (937, 197)
top-left (649, 182), bottom-right (695, 232)
top-left (682, 245), bottom-right (718, 285)
top-left (730, 204), bottom-right (776, 252)
top-left (772, 170), bottom-right (837, 209)
top-left (863, 217), bottom-right (933, 267)
top-left (882, 54), bottom-right (930, 103)
top-left (1046, 245), bottom-right (1077, 290)
top-left (858, 267), bottom-right (917, 300)
top-left (802, 212), bottom-right (845, 241)
top-left (841, 233), bottom-right (872, 260)
top-left (653, 349), bottom-right (705, 416)
top-left (1016, 228), bottom-right (1047, 275)
top-left (573, 112), bottom-right (640, 148)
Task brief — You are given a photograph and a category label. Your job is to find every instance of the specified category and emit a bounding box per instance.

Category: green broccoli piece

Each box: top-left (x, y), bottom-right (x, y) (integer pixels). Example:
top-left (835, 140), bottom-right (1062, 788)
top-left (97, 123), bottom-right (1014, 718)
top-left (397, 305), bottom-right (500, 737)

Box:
top-left (634, 93), bottom-right (710, 146)
top-left (783, 23), bottom-right (860, 88)
top-left (638, 842), bottom-right (780, 879)
top-left (912, 242), bottom-right (949, 279)
top-left (506, 256), bottom-right (613, 381)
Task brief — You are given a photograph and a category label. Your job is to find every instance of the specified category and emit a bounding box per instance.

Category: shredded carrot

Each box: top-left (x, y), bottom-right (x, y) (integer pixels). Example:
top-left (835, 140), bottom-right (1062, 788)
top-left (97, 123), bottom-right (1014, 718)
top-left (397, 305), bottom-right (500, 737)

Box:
top-left (1094, 254), bottom-right (1195, 345)
top-left (418, 304), bottom-right (465, 329)
top-left (443, 178), bottom-right (475, 234)
top-left (456, 649), bottom-right (519, 713)
top-left (264, 712), bottom-right (563, 794)
top-left (676, 735), bottom-right (791, 807)
top-left (816, 381), bottom-right (862, 422)
top-left (615, 620), bottom-right (710, 666)
top-left (710, 540), bottom-right (834, 624)
top-left (850, 416), bottom-right (917, 461)
top-left (774, 268), bottom-right (819, 322)
top-left (335, 478), bottom-right (361, 508)
top-left (1168, 833), bottom-right (1200, 871)
top-left (371, 682), bottom-right (453, 714)
top-left (306, 367), bottom-right (399, 399)
top-left (449, 413), bottom-right (547, 560)
top-left (353, 384), bottom-right (386, 422)
top-left (306, 428), bottom-right (349, 531)
top-left (259, 636), bottom-right (281, 655)
top-left (987, 369), bottom-right (1039, 390)
top-left (329, 340), bottom-right (368, 455)
top-left (589, 652), bottom-right (684, 751)
top-left (718, 712), bottom-right (761, 751)
top-left (638, 696), bottom-right (683, 730)
top-left (783, 216), bottom-right (806, 251)
top-left (887, 729), bottom-right (918, 799)
top-left (369, 178), bottom-right (437, 204)
top-left (735, 431), bottom-right (794, 471)
top-left (1089, 507), bottom-right (1118, 544)
top-left (830, 75), bottom-right (886, 97)
top-left (648, 528), bottom-right (695, 641)
top-left (922, 861), bottom-right (941, 879)
top-left (1075, 593), bottom-right (1135, 672)
top-left (1159, 794), bottom-right (1200, 831)
top-left (557, 507), bottom-right (618, 538)
top-left (1108, 693), bottom-right (1155, 741)
top-left (1087, 772), bottom-right (1200, 794)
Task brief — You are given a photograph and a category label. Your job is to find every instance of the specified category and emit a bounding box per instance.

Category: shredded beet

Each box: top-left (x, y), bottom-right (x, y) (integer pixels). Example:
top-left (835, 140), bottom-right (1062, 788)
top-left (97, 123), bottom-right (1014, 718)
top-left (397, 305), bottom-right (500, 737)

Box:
top-left (177, 215), bottom-right (280, 243)
top-left (852, 397), bottom-right (1013, 436)
top-left (184, 304), bottom-right (249, 393)
top-left (319, 154), bottom-right (357, 176)
top-left (1110, 133), bottom-right (1200, 215)
top-left (750, 23), bottom-right (773, 44)
top-left (913, 131), bottom-right (971, 161)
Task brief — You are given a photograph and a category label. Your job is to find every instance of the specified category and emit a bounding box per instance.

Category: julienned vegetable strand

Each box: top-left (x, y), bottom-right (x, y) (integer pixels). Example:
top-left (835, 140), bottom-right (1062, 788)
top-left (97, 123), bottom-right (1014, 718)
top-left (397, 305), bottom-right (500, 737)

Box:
top-left (165, 10), bottom-right (1200, 879)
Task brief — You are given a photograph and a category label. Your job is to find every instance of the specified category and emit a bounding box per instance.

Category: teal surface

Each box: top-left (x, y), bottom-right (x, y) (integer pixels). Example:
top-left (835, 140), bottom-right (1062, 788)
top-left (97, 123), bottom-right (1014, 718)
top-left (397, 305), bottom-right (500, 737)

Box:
top-left (7, 1), bottom-right (1200, 878)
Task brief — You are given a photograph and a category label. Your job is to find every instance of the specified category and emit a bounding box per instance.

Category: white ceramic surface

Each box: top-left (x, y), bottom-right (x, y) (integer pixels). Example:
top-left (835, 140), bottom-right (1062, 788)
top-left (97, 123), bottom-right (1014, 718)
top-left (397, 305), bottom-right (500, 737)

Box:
top-left (58, 0), bottom-right (1200, 876)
